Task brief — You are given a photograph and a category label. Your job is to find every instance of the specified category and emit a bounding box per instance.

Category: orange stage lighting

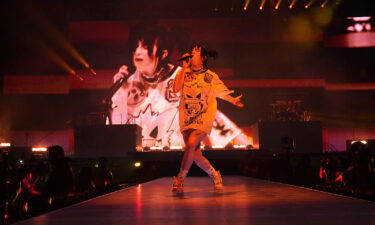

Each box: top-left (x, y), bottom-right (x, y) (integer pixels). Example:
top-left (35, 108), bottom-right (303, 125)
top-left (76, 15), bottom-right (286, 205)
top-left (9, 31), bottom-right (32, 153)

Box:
top-left (244, 0), bottom-right (251, 10)
top-left (305, 0), bottom-right (315, 8)
top-left (321, 0), bottom-right (329, 7)
top-left (30, 36), bottom-right (83, 81)
top-left (289, 0), bottom-right (297, 8)
top-left (22, 1), bottom-right (93, 75)
top-left (259, 0), bottom-right (267, 10)
top-left (275, 0), bottom-right (283, 9)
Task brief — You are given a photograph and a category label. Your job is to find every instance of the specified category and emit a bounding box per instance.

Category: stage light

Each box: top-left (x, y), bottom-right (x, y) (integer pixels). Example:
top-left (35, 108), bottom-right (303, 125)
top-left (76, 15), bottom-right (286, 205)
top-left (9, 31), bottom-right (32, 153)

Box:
top-left (320, 0), bottom-right (329, 7)
top-left (305, 0), bottom-right (315, 8)
top-left (214, 0), bottom-right (220, 12)
top-left (346, 17), bottom-right (373, 33)
top-left (0, 143), bottom-right (11, 148)
top-left (275, 0), bottom-right (282, 9)
top-left (134, 162), bottom-right (141, 167)
top-left (243, 0), bottom-right (250, 10)
top-left (212, 145), bottom-right (224, 149)
top-left (22, 1), bottom-right (90, 79)
top-left (31, 35), bottom-right (83, 81)
top-left (150, 146), bottom-right (163, 151)
top-left (351, 140), bottom-right (367, 145)
top-left (234, 145), bottom-right (247, 149)
top-left (32, 147), bottom-right (47, 152)
top-left (83, 63), bottom-right (97, 75)
top-left (170, 146), bottom-right (183, 150)
top-left (289, 0), bottom-right (297, 8)
top-left (259, 0), bottom-right (266, 10)
top-left (69, 69), bottom-right (84, 81)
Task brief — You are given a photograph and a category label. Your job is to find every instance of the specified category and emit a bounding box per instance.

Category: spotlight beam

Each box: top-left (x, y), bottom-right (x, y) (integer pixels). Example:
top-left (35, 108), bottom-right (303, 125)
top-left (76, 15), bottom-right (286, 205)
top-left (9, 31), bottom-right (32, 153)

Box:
top-left (275, 0), bottom-right (283, 9)
top-left (22, 1), bottom-right (92, 75)
top-left (244, 0), bottom-right (251, 10)
top-left (32, 37), bottom-right (83, 80)
top-left (321, 0), bottom-right (329, 7)
top-left (289, 0), bottom-right (297, 8)
top-left (260, 0), bottom-right (267, 10)
top-left (305, 0), bottom-right (316, 8)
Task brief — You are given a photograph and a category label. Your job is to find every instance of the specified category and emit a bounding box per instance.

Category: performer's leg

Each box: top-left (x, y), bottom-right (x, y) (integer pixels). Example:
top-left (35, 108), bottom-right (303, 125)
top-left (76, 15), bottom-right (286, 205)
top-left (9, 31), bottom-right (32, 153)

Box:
top-left (177, 129), bottom-right (206, 179)
top-left (194, 148), bottom-right (217, 177)
top-left (193, 142), bottom-right (223, 190)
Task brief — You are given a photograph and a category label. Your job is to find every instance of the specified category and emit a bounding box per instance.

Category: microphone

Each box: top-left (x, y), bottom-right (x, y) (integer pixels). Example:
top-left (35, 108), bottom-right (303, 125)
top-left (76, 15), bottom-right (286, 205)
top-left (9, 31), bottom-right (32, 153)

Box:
top-left (177, 54), bottom-right (192, 62)
top-left (102, 64), bottom-right (135, 105)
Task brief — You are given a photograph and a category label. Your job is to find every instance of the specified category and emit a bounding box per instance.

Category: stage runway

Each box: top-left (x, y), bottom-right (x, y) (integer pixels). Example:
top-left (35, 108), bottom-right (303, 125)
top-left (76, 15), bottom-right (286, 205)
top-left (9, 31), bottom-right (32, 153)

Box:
top-left (16, 176), bottom-right (375, 225)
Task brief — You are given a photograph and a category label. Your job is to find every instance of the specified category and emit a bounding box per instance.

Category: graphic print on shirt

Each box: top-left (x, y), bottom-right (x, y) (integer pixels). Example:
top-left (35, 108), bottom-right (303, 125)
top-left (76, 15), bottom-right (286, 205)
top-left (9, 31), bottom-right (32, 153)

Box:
top-left (203, 72), bottom-right (213, 83)
top-left (183, 91), bottom-right (208, 126)
top-left (165, 79), bottom-right (179, 103)
top-left (127, 82), bottom-right (148, 106)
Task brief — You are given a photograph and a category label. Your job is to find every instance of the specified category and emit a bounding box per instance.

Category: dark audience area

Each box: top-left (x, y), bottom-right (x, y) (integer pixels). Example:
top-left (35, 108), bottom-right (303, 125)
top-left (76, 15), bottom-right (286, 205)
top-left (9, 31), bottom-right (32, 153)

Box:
top-left (237, 141), bottom-right (375, 200)
top-left (0, 146), bottom-right (124, 224)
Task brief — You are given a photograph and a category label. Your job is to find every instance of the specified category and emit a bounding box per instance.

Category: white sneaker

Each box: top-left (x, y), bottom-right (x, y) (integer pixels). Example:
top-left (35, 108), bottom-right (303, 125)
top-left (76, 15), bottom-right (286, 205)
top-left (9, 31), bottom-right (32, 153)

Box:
top-left (172, 176), bottom-right (184, 193)
top-left (212, 170), bottom-right (223, 191)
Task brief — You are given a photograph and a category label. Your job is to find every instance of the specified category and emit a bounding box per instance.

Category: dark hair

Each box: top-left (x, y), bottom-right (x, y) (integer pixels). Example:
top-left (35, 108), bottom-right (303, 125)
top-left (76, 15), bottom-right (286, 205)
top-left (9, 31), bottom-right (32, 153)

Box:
top-left (190, 44), bottom-right (218, 67)
top-left (128, 23), bottom-right (173, 74)
top-left (47, 145), bottom-right (65, 163)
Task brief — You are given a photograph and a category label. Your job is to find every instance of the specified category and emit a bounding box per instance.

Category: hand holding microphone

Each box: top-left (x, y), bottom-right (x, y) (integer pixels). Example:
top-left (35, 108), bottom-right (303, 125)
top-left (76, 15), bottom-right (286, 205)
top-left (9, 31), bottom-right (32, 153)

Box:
top-left (178, 53), bottom-right (192, 69)
top-left (113, 65), bottom-right (130, 83)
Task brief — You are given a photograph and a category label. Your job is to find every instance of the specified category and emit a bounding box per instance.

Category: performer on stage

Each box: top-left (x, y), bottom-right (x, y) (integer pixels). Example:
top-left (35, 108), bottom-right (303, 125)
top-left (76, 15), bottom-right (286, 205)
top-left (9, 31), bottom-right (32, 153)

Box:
top-left (172, 45), bottom-right (244, 193)
top-left (110, 23), bottom-right (251, 148)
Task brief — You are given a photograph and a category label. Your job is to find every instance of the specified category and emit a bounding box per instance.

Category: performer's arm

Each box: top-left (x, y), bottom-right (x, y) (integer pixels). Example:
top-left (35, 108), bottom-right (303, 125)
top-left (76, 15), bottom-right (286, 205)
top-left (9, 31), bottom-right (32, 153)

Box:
top-left (173, 53), bottom-right (191, 93)
top-left (172, 67), bottom-right (186, 93)
top-left (211, 73), bottom-right (244, 107)
top-left (221, 94), bottom-right (244, 107)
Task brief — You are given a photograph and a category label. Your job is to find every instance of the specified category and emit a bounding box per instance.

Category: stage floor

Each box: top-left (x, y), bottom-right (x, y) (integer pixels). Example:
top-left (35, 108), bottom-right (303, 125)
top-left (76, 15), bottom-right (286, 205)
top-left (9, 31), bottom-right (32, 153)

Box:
top-left (16, 176), bottom-right (375, 225)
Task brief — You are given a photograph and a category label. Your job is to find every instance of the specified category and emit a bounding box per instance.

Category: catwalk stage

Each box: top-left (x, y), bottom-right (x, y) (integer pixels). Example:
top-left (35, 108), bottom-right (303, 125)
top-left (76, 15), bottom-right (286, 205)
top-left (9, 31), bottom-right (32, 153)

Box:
top-left (15, 176), bottom-right (375, 225)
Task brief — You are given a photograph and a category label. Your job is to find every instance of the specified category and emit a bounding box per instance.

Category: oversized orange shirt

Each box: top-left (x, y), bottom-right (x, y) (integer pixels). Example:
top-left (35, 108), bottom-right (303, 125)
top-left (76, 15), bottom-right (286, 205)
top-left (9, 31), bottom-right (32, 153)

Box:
top-left (179, 68), bottom-right (233, 134)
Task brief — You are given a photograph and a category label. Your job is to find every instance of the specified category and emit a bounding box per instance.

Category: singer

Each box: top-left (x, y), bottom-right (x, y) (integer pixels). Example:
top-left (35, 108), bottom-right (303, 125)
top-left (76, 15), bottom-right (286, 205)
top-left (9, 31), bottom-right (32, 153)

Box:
top-left (172, 45), bottom-right (244, 193)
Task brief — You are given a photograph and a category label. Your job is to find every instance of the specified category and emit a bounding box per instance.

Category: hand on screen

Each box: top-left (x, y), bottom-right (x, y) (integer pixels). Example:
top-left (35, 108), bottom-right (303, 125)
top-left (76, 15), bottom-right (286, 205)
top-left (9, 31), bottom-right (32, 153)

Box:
top-left (233, 94), bottom-right (244, 108)
top-left (113, 65), bottom-right (129, 83)
top-left (181, 53), bottom-right (191, 68)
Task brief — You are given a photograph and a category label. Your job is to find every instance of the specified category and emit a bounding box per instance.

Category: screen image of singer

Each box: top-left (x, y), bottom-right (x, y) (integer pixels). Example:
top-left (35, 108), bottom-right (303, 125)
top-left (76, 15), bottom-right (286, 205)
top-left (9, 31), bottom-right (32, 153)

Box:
top-left (107, 23), bottom-right (252, 150)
